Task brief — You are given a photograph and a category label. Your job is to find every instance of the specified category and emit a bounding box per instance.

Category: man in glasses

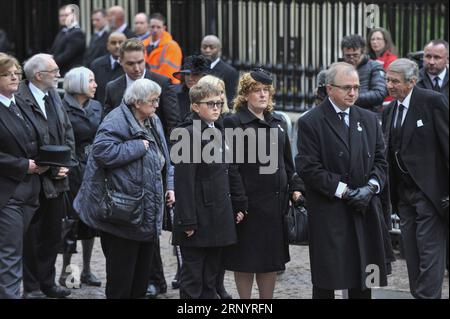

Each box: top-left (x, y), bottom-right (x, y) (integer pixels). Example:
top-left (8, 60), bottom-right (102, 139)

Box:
top-left (16, 53), bottom-right (76, 299)
top-left (341, 34), bottom-right (387, 113)
top-left (382, 58), bottom-right (448, 299)
top-left (296, 62), bottom-right (389, 299)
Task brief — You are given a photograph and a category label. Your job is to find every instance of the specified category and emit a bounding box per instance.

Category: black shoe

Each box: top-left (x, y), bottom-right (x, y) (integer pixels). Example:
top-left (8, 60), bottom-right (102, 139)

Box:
top-left (159, 283), bottom-right (167, 294)
top-left (146, 283), bottom-right (159, 299)
top-left (80, 271), bottom-right (102, 287)
top-left (217, 288), bottom-right (232, 299)
top-left (171, 279), bottom-right (180, 289)
top-left (23, 290), bottom-right (47, 299)
top-left (42, 286), bottom-right (71, 298)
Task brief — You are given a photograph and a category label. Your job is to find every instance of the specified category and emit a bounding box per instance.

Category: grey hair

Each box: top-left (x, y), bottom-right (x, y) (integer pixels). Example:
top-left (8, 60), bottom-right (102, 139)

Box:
top-left (123, 78), bottom-right (161, 105)
top-left (23, 53), bottom-right (54, 81)
top-left (387, 58), bottom-right (419, 82)
top-left (316, 69), bottom-right (328, 86)
top-left (325, 62), bottom-right (357, 85)
top-left (63, 67), bottom-right (94, 95)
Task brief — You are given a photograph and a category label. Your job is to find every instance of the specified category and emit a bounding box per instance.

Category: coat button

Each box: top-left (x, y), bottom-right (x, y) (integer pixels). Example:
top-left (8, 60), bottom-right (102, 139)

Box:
top-left (275, 191), bottom-right (279, 195)
top-left (228, 193), bottom-right (231, 197)
top-left (338, 151), bottom-right (344, 157)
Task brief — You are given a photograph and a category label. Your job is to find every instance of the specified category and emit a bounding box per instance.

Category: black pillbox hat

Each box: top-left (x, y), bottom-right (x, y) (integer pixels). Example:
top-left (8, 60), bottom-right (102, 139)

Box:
top-left (250, 68), bottom-right (273, 85)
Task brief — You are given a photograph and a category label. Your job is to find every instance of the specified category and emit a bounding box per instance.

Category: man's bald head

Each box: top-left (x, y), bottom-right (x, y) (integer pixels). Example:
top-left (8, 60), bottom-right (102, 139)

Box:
top-left (107, 32), bottom-right (127, 58)
top-left (107, 6), bottom-right (125, 30)
top-left (201, 35), bottom-right (222, 61)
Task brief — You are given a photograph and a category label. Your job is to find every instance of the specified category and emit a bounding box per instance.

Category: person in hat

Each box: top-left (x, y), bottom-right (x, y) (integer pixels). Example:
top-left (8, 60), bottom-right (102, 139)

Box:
top-left (0, 53), bottom-right (48, 298)
top-left (173, 55), bottom-right (211, 121)
top-left (222, 68), bottom-right (304, 299)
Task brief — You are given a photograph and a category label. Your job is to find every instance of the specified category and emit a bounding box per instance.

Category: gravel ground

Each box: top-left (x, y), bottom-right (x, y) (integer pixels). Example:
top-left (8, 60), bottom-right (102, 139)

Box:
top-left (53, 231), bottom-right (449, 299)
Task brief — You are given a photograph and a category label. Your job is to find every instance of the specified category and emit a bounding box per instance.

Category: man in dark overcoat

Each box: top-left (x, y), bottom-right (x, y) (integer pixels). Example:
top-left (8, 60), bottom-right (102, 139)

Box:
top-left (296, 62), bottom-right (388, 299)
top-left (382, 58), bottom-right (448, 299)
top-left (17, 53), bottom-right (76, 299)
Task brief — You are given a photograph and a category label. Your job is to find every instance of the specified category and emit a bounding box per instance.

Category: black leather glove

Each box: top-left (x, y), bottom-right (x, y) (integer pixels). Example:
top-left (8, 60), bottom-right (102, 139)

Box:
top-left (346, 184), bottom-right (377, 213)
top-left (342, 187), bottom-right (359, 200)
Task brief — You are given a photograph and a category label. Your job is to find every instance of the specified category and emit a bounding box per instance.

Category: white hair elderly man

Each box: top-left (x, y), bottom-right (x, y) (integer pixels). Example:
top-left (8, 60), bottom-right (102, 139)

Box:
top-left (382, 58), bottom-right (449, 299)
top-left (16, 53), bottom-right (75, 299)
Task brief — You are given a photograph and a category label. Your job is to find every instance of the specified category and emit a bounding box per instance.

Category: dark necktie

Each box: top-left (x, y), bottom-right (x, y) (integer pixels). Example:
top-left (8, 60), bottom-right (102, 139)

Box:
top-left (433, 77), bottom-right (441, 92)
top-left (112, 61), bottom-right (120, 71)
top-left (9, 100), bottom-right (24, 121)
top-left (338, 112), bottom-right (349, 141)
top-left (392, 104), bottom-right (405, 146)
top-left (146, 43), bottom-right (156, 55)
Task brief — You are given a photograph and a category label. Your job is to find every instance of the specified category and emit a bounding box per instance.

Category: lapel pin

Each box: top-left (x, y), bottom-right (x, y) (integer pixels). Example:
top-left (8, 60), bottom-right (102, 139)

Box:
top-left (357, 122), bottom-right (363, 132)
top-left (277, 124), bottom-right (284, 132)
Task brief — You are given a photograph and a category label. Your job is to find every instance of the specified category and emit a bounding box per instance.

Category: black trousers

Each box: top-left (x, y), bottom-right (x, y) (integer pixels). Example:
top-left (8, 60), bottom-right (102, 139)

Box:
top-left (397, 185), bottom-right (446, 299)
top-left (100, 232), bottom-right (154, 299)
top-left (148, 237), bottom-right (167, 289)
top-left (179, 246), bottom-right (221, 299)
top-left (23, 191), bottom-right (64, 292)
top-left (313, 286), bottom-right (372, 299)
top-left (0, 175), bottom-right (40, 298)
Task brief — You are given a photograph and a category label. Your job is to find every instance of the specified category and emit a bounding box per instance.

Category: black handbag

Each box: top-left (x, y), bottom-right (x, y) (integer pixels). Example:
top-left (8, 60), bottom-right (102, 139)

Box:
top-left (103, 159), bottom-right (145, 227)
top-left (285, 202), bottom-right (309, 245)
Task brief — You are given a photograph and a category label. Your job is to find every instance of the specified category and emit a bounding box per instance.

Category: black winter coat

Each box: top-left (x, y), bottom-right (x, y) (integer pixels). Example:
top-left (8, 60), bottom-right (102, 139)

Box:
top-left (222, 106), bottom-right (304, 273)
top-left (171, 114), bottom-right (238, 247)
top-left (50, 27), bottom-right (86, 76)
top-left (355, 56), bottom-right (388, 112)
top-left (296, 99), bottom-right (388, 290)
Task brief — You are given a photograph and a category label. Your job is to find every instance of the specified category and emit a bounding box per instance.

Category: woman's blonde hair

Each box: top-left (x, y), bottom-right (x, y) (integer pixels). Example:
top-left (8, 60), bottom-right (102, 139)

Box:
top-left (197, 75), bottom-right (230, 113)
top-left (232, 72), bottom-right (275, 113)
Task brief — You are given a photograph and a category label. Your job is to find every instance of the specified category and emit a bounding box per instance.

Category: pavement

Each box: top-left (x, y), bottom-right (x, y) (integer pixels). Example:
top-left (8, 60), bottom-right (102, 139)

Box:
top-left (54, 231), bottom-right (449, 299)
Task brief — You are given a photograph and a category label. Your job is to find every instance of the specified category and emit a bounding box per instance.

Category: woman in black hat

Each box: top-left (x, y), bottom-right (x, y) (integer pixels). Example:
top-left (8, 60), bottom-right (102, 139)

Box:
top-left (172, 55), bottom-right (211, 121)
top-left (222, 68), bottom-right (304, 299)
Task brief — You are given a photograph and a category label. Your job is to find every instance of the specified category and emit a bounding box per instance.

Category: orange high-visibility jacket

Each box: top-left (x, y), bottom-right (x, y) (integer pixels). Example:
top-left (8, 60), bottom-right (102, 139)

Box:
top-left (143, 31), bottom-right (182, 84)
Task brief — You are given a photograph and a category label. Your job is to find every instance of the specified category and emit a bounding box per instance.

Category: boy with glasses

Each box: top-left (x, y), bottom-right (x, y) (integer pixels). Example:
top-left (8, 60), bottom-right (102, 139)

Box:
top-left (171, 82), bottom-right (245, 299)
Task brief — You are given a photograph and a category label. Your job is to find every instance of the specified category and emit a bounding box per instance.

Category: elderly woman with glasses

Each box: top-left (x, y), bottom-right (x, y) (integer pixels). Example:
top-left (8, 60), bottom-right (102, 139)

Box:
top-left (0, 53), bottom-right (48, 298)
top-left (58, 66), bottom-right (102, 288)
top-left (74, 78), bottom-right (174, 299)
top-left (222, 69), bottom-right (304, 299)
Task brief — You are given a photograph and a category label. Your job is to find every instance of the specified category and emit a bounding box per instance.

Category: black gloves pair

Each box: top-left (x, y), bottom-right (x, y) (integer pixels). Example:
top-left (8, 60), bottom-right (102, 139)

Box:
top-left (342, 183), bottom-right (377, 214)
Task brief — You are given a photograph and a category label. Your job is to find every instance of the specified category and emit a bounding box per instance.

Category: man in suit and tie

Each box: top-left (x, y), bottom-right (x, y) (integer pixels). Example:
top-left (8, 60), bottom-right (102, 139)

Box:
top-left (296, 62), bottom-right (389, 299)
top-left (383, 58), bottom-right (448, 299)
top-left (104, 38), bottom-right (180, 138)
top-left (83, 9), bottom-right (110, 68)
top-left (417, 40), bottom-right (449, 101)
top-left (90, 32), bottom-right (126, 106)
top-left (200, 35), bottom-right (239, 104)
top-left (16, 53), bottom-right (76, 299)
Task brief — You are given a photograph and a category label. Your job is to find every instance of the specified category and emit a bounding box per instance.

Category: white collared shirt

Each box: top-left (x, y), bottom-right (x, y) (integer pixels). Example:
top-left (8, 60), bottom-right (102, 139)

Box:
top-left (115, 23), bottom-right (128, 34)
top-left (210, 58), bottom-right (221, 69)
top-left (427, 68), bottom-right (447, 88)
top-left (110, 55), bottom-right (119, 70)
top-left (95, 25), bottom-right (109, 38)
top-left (0, 94), bottom-right (16, 108)
top-left (394, 87), bottom-right (413, 127)
top-left (126, 70), bottom-right (146, 88)
top-left (328, 97), bottom-right (350, 126)
top-left (28, 82), bottom-right (48, 118)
